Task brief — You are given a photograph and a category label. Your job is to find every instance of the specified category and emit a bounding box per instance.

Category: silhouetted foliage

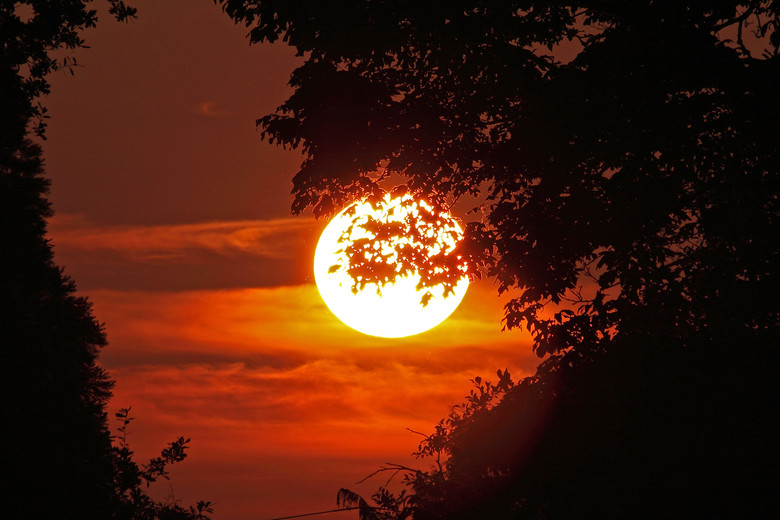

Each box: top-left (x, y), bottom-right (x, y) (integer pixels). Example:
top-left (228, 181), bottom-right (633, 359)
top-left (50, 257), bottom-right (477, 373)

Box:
top-left (112, 409), bottom-right (214, 520)
top-left (220, 0), bottom-right (779, 517)
top-left (0, 0), bottom-right (136, 143)
top-left (2, 2), bottom-right (210, 519)
top-left (219, 0), bottom-right (778, 353)
top-left (343, 347), bottom-right (776, 519)
top-left (337, 487), bottom-right (412, 520)
top-left (403, 345), bottom-right (777, 519)
top-left (334, 190), bottom-right (467, 303)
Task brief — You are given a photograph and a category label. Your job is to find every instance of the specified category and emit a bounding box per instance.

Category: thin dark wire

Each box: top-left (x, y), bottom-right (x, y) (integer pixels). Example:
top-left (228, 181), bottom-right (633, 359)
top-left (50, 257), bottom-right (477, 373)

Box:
top-left (265, 506), bottom-right (359, 520)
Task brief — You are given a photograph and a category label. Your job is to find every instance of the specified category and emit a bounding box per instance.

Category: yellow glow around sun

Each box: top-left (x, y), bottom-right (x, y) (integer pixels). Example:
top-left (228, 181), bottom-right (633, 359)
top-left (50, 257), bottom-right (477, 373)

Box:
top-left (314, 194), bottom-right (469, 338)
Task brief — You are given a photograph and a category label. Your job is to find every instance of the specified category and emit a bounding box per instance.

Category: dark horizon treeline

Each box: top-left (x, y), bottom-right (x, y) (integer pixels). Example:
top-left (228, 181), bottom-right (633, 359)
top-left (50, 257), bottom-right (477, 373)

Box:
top-left (1, 2), bottom-right (211, 518)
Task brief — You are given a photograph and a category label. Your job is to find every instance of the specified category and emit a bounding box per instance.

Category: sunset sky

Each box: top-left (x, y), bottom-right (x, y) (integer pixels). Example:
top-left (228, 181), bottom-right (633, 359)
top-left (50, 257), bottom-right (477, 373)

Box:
top-left (42, 1), bottom-right (539, 518)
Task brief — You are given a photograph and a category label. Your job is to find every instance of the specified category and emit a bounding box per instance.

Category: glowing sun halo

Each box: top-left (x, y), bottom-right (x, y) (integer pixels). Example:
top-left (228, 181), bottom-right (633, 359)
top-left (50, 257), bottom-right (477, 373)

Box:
top-left (314, 194), bottom-right (469, 338)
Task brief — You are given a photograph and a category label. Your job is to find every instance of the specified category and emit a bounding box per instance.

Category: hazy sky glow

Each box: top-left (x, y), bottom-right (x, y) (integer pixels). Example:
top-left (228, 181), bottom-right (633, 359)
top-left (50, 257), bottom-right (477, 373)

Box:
top-left (42, 1), bottom-right (538, 518)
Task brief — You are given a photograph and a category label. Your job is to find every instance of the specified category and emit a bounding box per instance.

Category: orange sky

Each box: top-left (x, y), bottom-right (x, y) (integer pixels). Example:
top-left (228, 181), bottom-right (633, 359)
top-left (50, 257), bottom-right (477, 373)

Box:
top-left (42, 2), bottom-right (541, 518)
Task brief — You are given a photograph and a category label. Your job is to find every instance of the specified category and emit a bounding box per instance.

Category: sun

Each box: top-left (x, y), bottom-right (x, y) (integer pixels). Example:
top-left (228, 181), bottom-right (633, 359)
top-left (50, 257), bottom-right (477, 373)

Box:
top-left (314, 194), bottom-right (469, 338)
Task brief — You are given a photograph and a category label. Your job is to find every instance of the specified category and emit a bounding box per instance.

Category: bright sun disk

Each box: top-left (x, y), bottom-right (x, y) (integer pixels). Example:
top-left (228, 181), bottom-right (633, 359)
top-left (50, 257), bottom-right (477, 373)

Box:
top-left (313, 194), bottom-right (469, 338)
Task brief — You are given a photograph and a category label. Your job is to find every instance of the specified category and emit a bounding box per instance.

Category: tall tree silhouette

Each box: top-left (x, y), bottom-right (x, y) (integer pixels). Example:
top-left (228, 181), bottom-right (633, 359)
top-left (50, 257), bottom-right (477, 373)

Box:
top-left (1, 2), bottom-right (211, 518)
top-left (219, 1), bottom-right (779, 517)
top-left (1, 137), bottom-right (118, 517)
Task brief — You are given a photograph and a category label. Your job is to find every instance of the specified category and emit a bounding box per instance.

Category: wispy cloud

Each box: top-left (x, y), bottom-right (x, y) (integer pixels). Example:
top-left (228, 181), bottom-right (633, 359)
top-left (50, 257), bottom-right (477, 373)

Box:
top-left (48, 215), bottom-right (323, 290)
top-left (50, 214), bottom-right (320, 261)
top-left (193, 100), bottom-right (232, 117)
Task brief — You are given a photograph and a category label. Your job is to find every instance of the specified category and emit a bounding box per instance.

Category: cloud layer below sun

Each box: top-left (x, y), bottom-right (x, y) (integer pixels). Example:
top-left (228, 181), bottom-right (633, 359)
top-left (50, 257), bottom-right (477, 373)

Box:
top-left (50, 213), bottom-right (539, 519)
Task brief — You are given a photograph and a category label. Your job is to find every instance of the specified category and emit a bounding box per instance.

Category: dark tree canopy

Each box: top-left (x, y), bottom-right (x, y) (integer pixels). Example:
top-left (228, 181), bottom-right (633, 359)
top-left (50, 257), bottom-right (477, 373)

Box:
top-left (219, 0), bottom-right (778, 356)
top-left (219, 1), bottom-right (779, 518)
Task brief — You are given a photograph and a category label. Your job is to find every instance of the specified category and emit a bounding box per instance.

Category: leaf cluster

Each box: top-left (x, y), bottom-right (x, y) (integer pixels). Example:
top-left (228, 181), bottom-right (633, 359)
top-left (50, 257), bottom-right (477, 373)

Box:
top-left (0, 0), bottom-right (136, 142)
top-left (332, 189), bottom-right (467, 301)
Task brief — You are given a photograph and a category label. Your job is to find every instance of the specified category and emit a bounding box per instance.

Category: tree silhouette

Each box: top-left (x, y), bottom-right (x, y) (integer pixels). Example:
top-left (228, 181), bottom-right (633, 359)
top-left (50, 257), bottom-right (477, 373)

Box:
top-left (1, 2), bottom-right (210, 518)
top-left (219, 1), bottom-right (779, 517)
top-left (2, 136), bottom-right (118, 518)
top-left (219, 0), bottom-right (778, 353)
top-left (112, 409), bottom-right (214, 520)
